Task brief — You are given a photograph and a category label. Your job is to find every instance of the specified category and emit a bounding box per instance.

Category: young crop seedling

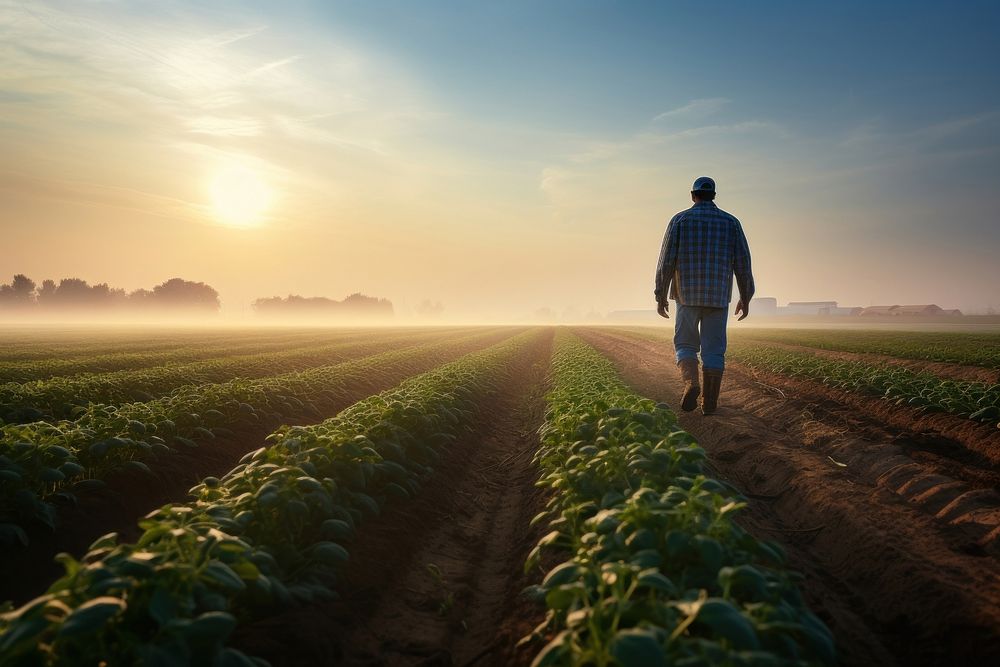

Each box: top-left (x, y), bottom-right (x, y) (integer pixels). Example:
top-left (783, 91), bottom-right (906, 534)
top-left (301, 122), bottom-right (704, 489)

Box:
top-left (521, 332), bottom-right (835, 667)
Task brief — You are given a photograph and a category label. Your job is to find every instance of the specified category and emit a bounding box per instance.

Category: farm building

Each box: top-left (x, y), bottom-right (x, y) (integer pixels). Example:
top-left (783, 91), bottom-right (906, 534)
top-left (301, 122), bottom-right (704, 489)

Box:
top-left (894, 305), bottom-right (944, 316)
top-left (778, 301), bottom-right (860, 316)
top-left (860, 305), bottom-right (899, 316)
top-left (782, 301), bottom-right (838, 315)
top-left (859, 304), bottom-right (959, 316)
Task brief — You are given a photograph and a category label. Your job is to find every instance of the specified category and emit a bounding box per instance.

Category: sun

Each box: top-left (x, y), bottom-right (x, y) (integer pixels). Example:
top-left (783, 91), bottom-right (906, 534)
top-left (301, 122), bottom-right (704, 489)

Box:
top-left (209, 164), bottom-right (272, 227)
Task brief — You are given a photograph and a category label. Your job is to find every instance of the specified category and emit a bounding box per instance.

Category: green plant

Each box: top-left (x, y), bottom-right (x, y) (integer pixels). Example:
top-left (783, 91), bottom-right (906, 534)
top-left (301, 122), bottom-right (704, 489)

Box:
top-left (0, 329), bottom-right (512, 541)
top-left (0, 328), bottom-right (465, 422)
top-left (726, 343), bottom-right (1000, 425)
top-left (522, 333), bottom-right (834, 666)
top-left (0, 330), bottom-right (542, 666)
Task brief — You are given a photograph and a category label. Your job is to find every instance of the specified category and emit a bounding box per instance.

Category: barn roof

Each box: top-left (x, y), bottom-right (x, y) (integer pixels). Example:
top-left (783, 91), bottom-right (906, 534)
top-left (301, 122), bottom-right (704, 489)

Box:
top-left (894, 304), bottom-right (943, 314)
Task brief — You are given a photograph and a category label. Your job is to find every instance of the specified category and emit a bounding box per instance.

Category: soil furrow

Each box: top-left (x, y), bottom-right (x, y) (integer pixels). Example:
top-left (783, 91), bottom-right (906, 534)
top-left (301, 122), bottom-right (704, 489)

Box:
top-left (232, 330), bottom-right (554, 666)
top-left (573, 326), bottom-right (1000, 667)
top-left (735, 336), bottom-right (1000, 384)
top-left (1, 328), bottom-right (520, 606)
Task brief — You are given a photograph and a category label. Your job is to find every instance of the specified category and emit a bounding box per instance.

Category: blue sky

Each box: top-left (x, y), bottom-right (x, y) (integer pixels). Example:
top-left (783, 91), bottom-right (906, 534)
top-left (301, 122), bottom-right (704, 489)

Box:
top-left (1, 0), bottom-right (998, 316)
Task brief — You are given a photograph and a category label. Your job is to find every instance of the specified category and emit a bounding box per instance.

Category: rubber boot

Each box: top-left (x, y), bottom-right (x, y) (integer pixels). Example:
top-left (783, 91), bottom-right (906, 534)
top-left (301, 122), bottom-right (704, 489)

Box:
top-left (702, 368), bottom-right (723, 415)
top-left (678, 359), bottom-right (700, 412)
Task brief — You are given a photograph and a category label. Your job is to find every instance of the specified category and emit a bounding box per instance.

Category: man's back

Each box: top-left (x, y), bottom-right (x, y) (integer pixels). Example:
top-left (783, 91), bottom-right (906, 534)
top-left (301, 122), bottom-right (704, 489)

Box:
top-left (655, 200), bottom-right (754, 309)
top-left (653, 176), bottom-right (755, 415)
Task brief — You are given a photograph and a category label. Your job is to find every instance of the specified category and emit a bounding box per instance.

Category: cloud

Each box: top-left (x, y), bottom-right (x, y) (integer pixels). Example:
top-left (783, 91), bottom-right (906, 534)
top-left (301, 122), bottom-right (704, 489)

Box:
top-left (652, 97), bottom-right (730, 123)
top-left (186, 116), bottom-right (264, 137)
top-left (0, 0), bottom-right (442, 225)
top-left (0, 170), bottom-right (210, 224)
top-left (566, 120), bottom-right (786, 164)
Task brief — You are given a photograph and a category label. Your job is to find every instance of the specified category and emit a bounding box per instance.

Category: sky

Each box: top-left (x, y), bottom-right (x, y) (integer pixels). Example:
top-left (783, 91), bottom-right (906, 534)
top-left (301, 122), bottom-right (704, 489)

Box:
top-left (1, 0), bottom-right (999, 320)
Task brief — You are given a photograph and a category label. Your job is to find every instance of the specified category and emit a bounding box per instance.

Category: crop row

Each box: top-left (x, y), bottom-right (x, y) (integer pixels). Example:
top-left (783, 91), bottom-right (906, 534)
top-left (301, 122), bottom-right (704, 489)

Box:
top-left (522, 333), bottom-right (834, 666)
top-left (0, 328), bottom-right (471, 423)
top-left (0, 329), bottom-right (512, 543)
top-left (0, 330), bottom-right (543, 665)
top-left (732, 328), bottom-right (1000, 370)
top-left (0, 332), bottom-right (365, 384)
top-left (727, 343), bottom-right (1000, 425)
top-left (0, 329), bottom-right (345, 363)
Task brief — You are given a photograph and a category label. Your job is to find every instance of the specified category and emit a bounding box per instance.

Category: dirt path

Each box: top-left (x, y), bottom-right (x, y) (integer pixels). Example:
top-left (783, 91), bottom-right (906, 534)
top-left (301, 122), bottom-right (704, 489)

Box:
top-left (734, 336), bottom-right (1000, 384)
top-left (1, 328), bottom-right (521, 605)
top-left (233, 330), bottom-right (554, 666)
top-left (574, 326), bottom-right (1000, 667)
top-left (616, 329), bottom-right (1000, 494)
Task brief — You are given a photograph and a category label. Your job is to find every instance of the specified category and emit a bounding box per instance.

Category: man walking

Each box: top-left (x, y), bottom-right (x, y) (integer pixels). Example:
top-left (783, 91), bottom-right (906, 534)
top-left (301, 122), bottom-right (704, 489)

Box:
top-left (654, 176), bottom-right (755, 415)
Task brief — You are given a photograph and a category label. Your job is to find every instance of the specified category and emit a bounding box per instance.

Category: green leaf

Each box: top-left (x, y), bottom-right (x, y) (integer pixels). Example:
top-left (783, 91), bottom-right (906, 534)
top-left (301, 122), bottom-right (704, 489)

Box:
top-left (531, 630), bottom-right (571, 667)
top-left (311, 541), bottom-right (349, 564)
top-left (351, 492), bottom-right (380, 517)
top-left (229, 560), bottom-right (260, 581)
top-left (321, 519), bottom-right (353, 541)
top-left (201, 561), bottom-right (246, 594)
top-left (544, 584), bottom-right (582, 611)
top-left (59, 462), bottom-right (86, 477)
top-left (695, 599), bottom-right (760, 650)
top-left (636, 569), bottom-right (677, 596)
top-left (185, 611), bottom-right (237, 644)
top-left (88, 532), bottom-right (118, 551)
top-left (609, 628), bottom-right (666, 667)
top-left (0, 523), bottom-right (29, 547)
top-left (541, 561), bottom-right (580, 589)
top-left (149, 587), bottom-right (177, 626)
top-left (57, 597), bottom-right (126, 637)
top-left (0, 616), bottom-right (49, 655)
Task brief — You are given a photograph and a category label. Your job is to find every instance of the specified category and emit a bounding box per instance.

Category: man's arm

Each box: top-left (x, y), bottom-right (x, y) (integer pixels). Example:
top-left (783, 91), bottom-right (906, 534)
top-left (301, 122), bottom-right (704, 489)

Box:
top-left (733, 219), bottom-right (755, 320)
top-left (654, 216), bottom-right (679, 316)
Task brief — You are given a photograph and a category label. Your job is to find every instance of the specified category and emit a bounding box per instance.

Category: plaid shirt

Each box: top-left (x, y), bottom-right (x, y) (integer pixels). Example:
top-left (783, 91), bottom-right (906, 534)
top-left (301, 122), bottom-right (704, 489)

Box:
top-left (654, 201), bottom-right (755, 308)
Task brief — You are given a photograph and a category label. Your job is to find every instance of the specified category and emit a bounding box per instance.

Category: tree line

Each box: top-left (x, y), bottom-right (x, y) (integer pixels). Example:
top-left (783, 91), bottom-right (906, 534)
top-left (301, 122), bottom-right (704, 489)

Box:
top-left (0, 275), bottom-right (221, 313)
top-left (0, 275), bottom-right (396, 319)
top-left (252, 293), bottom-right (394, 319)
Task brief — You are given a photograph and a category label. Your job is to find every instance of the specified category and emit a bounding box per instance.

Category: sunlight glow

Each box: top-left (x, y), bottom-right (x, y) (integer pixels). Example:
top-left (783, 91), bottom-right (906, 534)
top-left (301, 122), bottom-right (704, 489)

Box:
top-left (209, 164), bottom-right (272, 227)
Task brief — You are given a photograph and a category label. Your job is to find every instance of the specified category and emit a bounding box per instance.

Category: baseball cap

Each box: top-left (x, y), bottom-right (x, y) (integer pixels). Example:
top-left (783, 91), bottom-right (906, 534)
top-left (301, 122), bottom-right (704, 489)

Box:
top-left (692, 176), bottom-right (716, 193)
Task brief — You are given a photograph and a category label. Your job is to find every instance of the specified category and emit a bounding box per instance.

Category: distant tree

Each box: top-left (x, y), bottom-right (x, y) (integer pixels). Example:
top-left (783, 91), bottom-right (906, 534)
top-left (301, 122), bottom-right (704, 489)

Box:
top-left (150, 278), bottom-right (221, 311)
top-left (415, 299), bottom-right (445, 319)
top-left (0, 274), bottom-right (222, 318)
top-left (0, 274), bottom-right (37, 308)
top-left (36, 279), bottom-right (56, 304)
top-left (50, 278), bottom-right (93, 307)
top-left (253, 292), bottom-right (393, 319)
top-left (128, 288), bottom-right (154, 309)
top-left (10, 274), bottom-right (35, 301)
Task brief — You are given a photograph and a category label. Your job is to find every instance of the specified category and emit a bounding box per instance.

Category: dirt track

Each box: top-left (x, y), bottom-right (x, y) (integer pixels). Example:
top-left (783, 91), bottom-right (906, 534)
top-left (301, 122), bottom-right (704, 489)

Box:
top-left (0, 328), bottom-right (521, 605)
top-left (575, 326), bottom-right (1000, 667)
top-left (233, 329), bottom-right (554, 666)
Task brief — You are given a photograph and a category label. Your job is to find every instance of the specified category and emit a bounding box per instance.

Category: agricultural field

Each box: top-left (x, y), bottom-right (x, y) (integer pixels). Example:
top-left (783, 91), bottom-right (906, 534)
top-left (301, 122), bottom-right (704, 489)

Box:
top-left (1, 325), bottom-right (999, 666)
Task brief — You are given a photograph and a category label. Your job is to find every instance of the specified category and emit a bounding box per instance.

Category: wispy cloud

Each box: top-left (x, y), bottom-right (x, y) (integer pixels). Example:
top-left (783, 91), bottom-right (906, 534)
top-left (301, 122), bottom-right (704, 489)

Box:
top-left (652, 97), bottom-right (730, 123)
top-left (0, 0), bottom-right (436, 222)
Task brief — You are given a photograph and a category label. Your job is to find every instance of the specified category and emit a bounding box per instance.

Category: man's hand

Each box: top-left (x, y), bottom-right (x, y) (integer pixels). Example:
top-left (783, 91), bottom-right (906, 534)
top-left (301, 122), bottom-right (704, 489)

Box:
top-left (657, 300), bottom-right (670, 319)
top-left (735, 300), bottom-right (749, 321)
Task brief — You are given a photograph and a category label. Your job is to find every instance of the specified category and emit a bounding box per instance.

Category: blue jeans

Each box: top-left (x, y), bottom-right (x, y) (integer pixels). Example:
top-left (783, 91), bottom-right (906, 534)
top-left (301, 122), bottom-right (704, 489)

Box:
top-left (674, 304), bottom-right (728, 371)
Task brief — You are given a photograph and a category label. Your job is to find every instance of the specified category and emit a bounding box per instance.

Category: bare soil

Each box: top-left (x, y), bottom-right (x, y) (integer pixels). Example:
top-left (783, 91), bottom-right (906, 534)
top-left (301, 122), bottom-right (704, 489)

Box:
top-left (0, 328), bottom-right (520, 605)
top-left (232, 329), bottom-right (554, 667)
top-left (574, 326), bottom-right (1000, 667)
